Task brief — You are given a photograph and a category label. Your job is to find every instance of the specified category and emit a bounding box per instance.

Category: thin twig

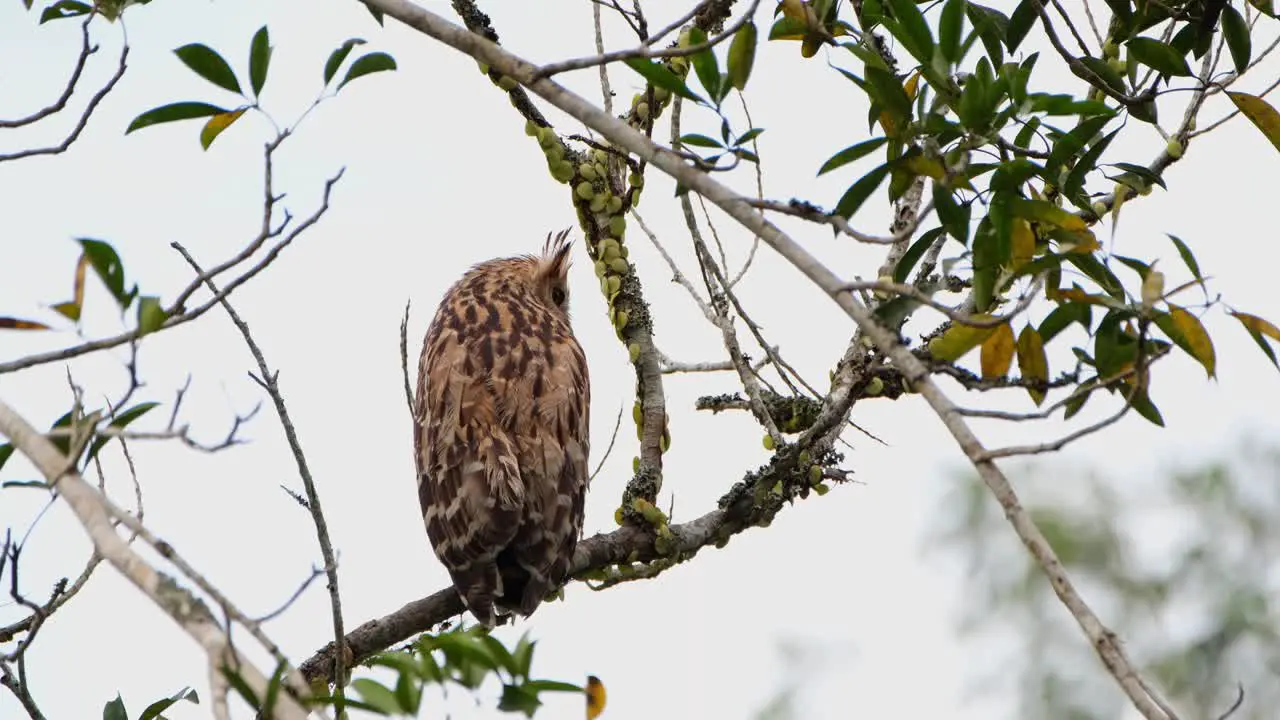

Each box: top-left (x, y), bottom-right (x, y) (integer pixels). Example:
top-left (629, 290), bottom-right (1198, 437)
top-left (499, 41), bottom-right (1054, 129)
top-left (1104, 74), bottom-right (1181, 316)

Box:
top-left (173, 245), bottom-right (348, 707)
top-left (0, 400), bottom-right (312, 719)
top-left (0, 42), bottom-right (129, 163)
top-left (0, 17), bottom-right (96, 129)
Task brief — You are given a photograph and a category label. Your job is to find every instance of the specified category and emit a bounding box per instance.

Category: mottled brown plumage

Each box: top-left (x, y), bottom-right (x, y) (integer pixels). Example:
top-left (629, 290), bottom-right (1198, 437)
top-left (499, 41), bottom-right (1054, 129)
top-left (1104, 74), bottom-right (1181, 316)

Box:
top-left (414, 229), bottom-right (590, 627)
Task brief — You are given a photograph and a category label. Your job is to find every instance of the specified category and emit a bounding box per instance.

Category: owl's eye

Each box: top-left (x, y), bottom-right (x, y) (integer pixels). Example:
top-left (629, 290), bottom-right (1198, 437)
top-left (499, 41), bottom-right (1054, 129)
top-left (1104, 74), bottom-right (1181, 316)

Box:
top-left (551, 287), bottom-right (567, 306)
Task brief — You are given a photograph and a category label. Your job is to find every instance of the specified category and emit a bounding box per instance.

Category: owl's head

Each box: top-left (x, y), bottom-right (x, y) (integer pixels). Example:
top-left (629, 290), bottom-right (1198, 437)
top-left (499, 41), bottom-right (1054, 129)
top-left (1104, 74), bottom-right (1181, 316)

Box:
top-left (526, 228), bottom-right (574, 317)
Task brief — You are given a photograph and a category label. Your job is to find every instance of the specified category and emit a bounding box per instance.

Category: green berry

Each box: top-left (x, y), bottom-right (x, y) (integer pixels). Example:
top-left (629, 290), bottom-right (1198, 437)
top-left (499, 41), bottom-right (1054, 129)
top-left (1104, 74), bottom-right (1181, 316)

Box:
top-left (576, 181), bottom-right (595, 200)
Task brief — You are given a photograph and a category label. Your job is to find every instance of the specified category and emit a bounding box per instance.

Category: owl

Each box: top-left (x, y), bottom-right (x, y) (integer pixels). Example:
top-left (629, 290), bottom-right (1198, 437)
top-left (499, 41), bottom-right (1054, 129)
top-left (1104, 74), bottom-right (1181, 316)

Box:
top-left (414, 229), bottom-right (591, 628)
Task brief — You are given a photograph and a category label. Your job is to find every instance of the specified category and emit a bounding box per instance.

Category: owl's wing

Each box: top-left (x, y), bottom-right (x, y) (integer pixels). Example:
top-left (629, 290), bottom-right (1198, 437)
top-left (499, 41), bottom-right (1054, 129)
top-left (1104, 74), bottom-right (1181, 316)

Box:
top-left (501, 331), bottom-right (591, 616)
top-left (415, 325), bottom-right (524, 627)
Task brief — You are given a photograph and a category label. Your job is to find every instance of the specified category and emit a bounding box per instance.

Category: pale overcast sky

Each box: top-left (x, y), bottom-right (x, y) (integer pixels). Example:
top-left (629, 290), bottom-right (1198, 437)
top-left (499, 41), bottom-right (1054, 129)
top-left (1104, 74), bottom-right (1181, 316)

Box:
top-left (2, 1), bottom-right (1279, 718)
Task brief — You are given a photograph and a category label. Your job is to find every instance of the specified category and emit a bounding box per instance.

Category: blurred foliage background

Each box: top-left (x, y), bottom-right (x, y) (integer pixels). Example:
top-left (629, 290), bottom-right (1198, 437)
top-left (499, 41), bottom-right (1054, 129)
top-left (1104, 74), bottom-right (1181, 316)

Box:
top-left (926, 439), bottom-right (1280, 720)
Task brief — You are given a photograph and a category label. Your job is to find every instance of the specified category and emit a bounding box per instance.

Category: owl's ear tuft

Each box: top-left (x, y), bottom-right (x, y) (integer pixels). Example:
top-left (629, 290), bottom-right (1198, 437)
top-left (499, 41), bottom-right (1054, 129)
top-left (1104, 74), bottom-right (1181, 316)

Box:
top-left (542, 227), bottom-right (573, 279)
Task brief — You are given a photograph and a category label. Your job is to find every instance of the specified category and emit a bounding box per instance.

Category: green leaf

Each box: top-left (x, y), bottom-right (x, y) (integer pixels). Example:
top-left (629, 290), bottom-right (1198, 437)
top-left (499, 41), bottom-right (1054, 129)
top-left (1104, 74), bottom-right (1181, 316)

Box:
top-left (678, 133), bottom-right (722, 148)
top-left (1246, 0), bottom-right (1276, 17)
top-left (1221, 5), bottom-right (1251, 74)
top-left (480, 635), bottom-right (520, 677)
top-left (351, 678), bottom-right (404, 715)
top-left (126, 101), bottom-right (230, 134)
top-left (864, 66), bottom-right (912, 131)
top-left (939, 0), bottom-right (966, 64)
top-left (933, 180), bottom-right (971, 245)
top-left (1127, 380), bottom-right (1165, 426)
top-left (77, 238), bottom-right (130, 308)
top-left (817, 137), bottom-right (887, 175)
top-left (368, 650), bottom-right (424, 681)
top-left (173, 43), bottom-right (243, 95)
top-left (1105, 161), bottom-right (1166, 190)
top-left (395, 670), bottom-right (422, 715)
top-left (248, 25), bottom-right (272, 98)
top-left (833, 162), bottom-right (890, 219)
top-left (499, 684), bottom-right (542, 717)
top-left (512, 635), bottom-right (536, 679)
top-left (1072, 55), bottom-right (1128, 96)
top-left (966, 3), bottom-right (1009, 67)
top-left (221, 666), bottom-right (259, 709)
top-left (2, 480), bottom-right (49, 490)
top-left (734, 127), bottom-right (764, 145)
top-left (339, 52), bottom-right (398, 91)
top-left (893, 227), bottom-right (945, 283)
top-left (1125, 37), bottom-right (1192, 77)
top-left (39, 0), bottom-right (92, 23)
top-left (727, 21), bottom-right (758, 91)
top-left (1166, 234), bottom-right (1202, 283)
top-left (199, 108), bottom-right (247, 150)
top-left (1064, 129), bottom-right (1118, 199)
top-left (884, 0), bottom-right (934, 63)
top-left (86, 401), bottom-right (160, 464)
top-left (623, 57), bottom-right (700, 101)
top-left (1227, 92), bottom-right (1280, 154)
top-left (1040, 302), bottom-right (1091, 342)
top-left (138, 687), bottom-right (199, 720)
top-left (1066, 253), bottom-right (1125, 300)
top-left (102, 694), bottom-right (127, 720)
top-left (972, 215), bottom-right (998, 311)
top-left (136, 296), bottom-right (166, 337)
top-left (1006, 0), bottom-right (1038, 52)
top-left (523, 679), bottom-right (585, 693)
top-left (260, 661), bottom-right (284, 718)
top-left (686, 28), bottom-right (721, 101)
top-left (324, 38), bottom-right (367, 85)
top-left (0, 444), bottom-right (16, 473)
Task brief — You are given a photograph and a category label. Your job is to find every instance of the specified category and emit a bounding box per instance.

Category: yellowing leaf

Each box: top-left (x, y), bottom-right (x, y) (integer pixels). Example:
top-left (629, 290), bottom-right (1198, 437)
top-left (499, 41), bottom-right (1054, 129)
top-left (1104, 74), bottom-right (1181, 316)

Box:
top-left (200, 108), bottom-right (247, 150)
top-left (586, 675), bottom-right (607, 719)
top-left (1010, 218), bottom-right (1034, 270)
top-left (1060, 229), bottom-right (1100, 254)
top-left (904, 70), bottom-right (921, 101)
top-left (0, 317), bottom-right (51, 330)
top-left (1228, 92), bottom-right (1280, 154)
top-left (981, 322), bottom-right (1015, 379)
top-left (927, 315), bottom-right (998, 362)
top-left (902, 153), bottom-right (946, 180)
top-left (72, 251), bottom-right (87, 310)
top-left (1008, 197), bottom-right (1089, 232)
top-left (1167, 304), bottom-right (1216, 377)
top-left (1232, 311), bottom-right (1280, 340)
top-left (1016, 325), bottom-right (1049, 406)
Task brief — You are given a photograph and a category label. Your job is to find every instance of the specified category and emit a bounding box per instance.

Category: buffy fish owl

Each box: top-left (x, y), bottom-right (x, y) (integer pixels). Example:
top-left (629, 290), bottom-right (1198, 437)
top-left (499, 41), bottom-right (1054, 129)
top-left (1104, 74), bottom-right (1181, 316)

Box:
top-left (414, 229), bottom-right (591, 627)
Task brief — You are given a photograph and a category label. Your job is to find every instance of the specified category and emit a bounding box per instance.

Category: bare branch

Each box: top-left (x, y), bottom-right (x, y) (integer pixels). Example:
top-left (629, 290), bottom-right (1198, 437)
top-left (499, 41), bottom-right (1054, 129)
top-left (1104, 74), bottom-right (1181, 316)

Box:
top-left (174, 245), bottom-right (348, 701)
top-left (0, 166), bottom-right (344, 376)
top-left (0, 17), bottom-right (95, 129)
top-left (0, 41), bottom-right (128, 163)
top-left (532, 0), bottom-right (761, 79)
top-left (0, 399), bottom-right (311, 719)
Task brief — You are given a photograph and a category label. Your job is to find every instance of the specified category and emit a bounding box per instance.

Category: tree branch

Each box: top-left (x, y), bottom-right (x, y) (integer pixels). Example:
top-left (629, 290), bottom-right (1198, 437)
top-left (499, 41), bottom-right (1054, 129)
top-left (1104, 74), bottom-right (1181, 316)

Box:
top-left (0, 399), bottom-right (311, 720)
top-left (354, 2), bottom-right (1180, 716)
